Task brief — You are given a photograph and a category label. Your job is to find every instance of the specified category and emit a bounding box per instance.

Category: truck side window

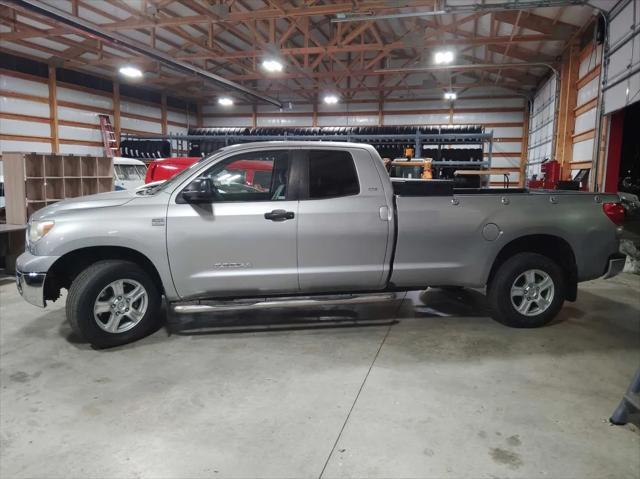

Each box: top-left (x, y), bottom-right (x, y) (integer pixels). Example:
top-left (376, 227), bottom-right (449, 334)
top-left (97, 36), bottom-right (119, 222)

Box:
top-left (308, 150), bottom-right (359, 199)
top-left (189, 150), bottom-right (289, 202)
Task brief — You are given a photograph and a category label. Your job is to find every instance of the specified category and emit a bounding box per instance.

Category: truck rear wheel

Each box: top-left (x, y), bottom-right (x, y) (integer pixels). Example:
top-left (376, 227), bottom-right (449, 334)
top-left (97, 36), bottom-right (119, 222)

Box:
top-left (487, 252), bottom-right (565, 328)
top-left (66, 260), bottom-right (162, 348)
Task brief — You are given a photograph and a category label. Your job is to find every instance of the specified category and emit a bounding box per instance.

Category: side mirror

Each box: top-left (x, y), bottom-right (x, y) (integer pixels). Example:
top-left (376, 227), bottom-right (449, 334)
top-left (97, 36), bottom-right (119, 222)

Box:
top-left (182, 177), bottom-right (217, 203)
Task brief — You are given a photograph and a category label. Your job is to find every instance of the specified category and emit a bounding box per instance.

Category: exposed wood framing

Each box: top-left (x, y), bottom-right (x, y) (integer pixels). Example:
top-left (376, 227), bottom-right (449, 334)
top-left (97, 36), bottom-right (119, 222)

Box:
top-left (161, 93), bottom-right (168, 135)
top-left (520, 103), bottom-right (530, 187)
top-left (113, 81), bottom-right (121, 150)
top-left (554, 42), bottom-right (580, 180)
top-left (47, 65), bottom-right (59, 153)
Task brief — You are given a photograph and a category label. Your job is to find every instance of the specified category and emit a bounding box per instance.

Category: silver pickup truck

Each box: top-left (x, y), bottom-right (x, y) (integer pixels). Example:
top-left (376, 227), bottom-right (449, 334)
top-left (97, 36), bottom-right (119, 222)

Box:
top-left (16, 142), bottom-right (626, 348)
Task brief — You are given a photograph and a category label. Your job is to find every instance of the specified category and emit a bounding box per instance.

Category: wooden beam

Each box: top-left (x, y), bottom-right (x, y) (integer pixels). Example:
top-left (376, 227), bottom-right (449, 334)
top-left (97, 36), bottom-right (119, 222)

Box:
top-left (494, 11), bottom-right (576, 37)
top-left (554, 42), bottom-right (580, 180)
top-left (113, 81), bottom-right (121, 151)
top-left (47, 65), bottom-right (59, 153)
top-left (196, 102), bottom-right (203, 128)
top-left (161, 93), bottom-right (168, 135)
top-left (520, 102), bottom-right (530, 187)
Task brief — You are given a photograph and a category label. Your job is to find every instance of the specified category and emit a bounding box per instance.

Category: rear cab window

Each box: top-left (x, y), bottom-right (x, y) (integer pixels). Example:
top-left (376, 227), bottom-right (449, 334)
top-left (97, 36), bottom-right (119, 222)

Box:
top-left (308, 150), bottom-right (359, 199)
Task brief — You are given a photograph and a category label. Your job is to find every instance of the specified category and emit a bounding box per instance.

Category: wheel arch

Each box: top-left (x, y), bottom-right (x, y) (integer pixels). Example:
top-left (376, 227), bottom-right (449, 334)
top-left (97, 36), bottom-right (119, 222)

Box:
top-left (487, 234), bottom-right (578, 301)
top-left (44, 246), bottom-right (165, 302)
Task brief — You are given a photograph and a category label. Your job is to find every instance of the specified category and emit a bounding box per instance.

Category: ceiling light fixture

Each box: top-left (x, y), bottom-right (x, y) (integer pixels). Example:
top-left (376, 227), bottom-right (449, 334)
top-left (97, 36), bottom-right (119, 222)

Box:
top-left (218, 97), bottom-right (234, 106)
top-left (323, 94), bottom-right (339, 105)
top-left (262, 59), bottom-right (284, 73)
top-left (434, 50), bottom-right (454, 64)
top-left (444, 92), bottom-right (457, 101)
top-left (119, 65), bottom-right (143, 78)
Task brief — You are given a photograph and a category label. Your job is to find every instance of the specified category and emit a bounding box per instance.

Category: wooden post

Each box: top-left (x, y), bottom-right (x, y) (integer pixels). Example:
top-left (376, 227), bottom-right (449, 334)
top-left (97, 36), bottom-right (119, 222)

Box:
top-left (378, 93), bottom-right (384, 127)
top-left (196, 102), bottom-right (203, 128)
top-left (520, 102), bottom-right (530, 187)
top-left (112, 81), bottom-right (120, 151)
top-left (554, 42), bottom-right (580, 180)
top-left (251, 104), bottom-right (257, 129)
top-left (595, 115), bottom-right (609, 191)
top-left (47, 65), bottom-right (59, 153)
top-left (312, 101), bottom-right (318, 127)
top-left (161, 93), bottom-right (168, 135)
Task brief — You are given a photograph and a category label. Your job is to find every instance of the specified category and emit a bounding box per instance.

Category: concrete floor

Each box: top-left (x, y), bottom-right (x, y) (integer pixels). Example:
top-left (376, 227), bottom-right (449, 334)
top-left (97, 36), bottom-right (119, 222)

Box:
top-left (1, 274), bottom-right (639, 479)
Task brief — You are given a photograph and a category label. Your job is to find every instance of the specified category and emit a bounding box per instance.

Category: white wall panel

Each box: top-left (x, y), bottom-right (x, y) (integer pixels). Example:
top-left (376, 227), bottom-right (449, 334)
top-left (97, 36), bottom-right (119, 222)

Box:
top-left (167, 110), bottom-right (187, 124)
top-left (492, 142), bottom-right (521, 153)
top-left (492, 157), bottom-right (520, 168)
top-left (486, 126), bottom-right (523, 137)
top-left (453, 111), bottom-right (523, 123)
top-left (0, 118), bottom-right (50, 137)
top-left (57, 87), bottom-right (112, 110)
top-left (58, 144), bottom-right (103, 156)
top-left (579, 45), bottom-right (602, 79)
top-left (0, 96), bottom-right (50, 117)
top-left (58, 125), bottom-right (102, 142)
top-left (120, 116), bottom-right (162, 133)
top-left (318, 116), bottom-right (378, 126)
top-left (204, 104), bottom-right (253, 115)
top-left (203, 116), bottom-right (253, 127)
top-left (57, 106), bottom-right (102, 125)
top-left (0, 75), bottom-right (48, 96)
top-left (572, 138), bottom-right (595, 162)
top-left (383, 113), bottom-right (450, 125)
top-left (0, 140), bottom-right (51, 153)
top-left (257, 116), bottom-right (312, 127)
top-left (574, 108), bottom-right (597, 135)
top-left (120, 100), bottom-right (160, 118)
top-left (577, 77), bottom-right (599, 105)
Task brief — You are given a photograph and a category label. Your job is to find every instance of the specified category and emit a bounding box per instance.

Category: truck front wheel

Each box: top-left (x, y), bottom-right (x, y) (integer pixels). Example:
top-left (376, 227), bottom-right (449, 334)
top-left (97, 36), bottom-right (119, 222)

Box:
top-left (487, 252), bottom-right (565, 328)
top-left (66, 260), bottom-right (162, 348)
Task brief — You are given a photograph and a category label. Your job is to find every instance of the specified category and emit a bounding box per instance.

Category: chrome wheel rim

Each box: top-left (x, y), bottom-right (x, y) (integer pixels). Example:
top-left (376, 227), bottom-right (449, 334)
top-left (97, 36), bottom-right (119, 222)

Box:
top-left (510, 269), bottom-right (554, 317)
top-left (93, 279), bottom-right (148, 334)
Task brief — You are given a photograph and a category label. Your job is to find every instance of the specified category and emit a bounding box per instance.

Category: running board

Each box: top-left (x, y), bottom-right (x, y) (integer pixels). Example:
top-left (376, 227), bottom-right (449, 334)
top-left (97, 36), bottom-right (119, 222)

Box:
top-left (172, 292), bottom-right (397, 314)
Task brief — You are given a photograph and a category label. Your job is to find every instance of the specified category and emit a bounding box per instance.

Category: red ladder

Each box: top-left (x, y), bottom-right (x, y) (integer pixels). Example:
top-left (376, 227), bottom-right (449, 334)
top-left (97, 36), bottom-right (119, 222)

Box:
top-left (98, 114), bottom-right (118, 158)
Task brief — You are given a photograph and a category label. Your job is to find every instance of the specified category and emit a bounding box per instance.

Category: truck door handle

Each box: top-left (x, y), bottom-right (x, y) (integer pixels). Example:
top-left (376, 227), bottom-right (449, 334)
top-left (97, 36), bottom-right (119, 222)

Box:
top-left (264, 209), bottom-right (295, 221)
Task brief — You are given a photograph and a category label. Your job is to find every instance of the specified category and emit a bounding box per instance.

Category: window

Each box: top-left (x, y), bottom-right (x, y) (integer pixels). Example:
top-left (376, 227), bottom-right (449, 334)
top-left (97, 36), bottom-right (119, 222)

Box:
top-left (114, 164), bottom-right (147, 181)
top-left (308, 150), bottom-right (359, 199)
top-left (184, 150), bottom-right (289, 202)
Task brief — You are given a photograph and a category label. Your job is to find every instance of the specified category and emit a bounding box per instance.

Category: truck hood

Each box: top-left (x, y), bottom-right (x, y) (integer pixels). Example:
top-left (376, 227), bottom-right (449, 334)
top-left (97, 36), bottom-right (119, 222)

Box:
top-left (31, 190), bottom-right (136, 221)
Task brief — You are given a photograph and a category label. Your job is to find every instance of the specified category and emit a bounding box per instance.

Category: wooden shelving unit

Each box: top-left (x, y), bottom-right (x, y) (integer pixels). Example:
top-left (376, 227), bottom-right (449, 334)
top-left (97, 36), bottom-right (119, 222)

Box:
top-left (3, 152), bottom-right (113, 225)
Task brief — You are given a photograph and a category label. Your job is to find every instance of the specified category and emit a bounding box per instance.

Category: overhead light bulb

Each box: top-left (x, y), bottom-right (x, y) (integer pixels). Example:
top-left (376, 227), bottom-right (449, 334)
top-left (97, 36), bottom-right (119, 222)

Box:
top-left (444, 92), bottom-right (457, 100)
top-left (434, 50), bottom-right (454, 64)
top-left (262, 59), bottom-right (284, 73)
top-left (119, 65), bottom-right (143, 78)
top-left (323, 94), bottom-right (339, 105)
top-left (218, 97), bottom-right (234, 106)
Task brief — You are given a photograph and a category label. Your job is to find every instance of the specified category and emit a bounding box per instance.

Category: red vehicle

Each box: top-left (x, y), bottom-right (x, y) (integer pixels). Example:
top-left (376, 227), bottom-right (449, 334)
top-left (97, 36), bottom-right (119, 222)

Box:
top-left (145, 156), bottom-right (274, 190)
top-left (145, 157), bottom-right (199, 184)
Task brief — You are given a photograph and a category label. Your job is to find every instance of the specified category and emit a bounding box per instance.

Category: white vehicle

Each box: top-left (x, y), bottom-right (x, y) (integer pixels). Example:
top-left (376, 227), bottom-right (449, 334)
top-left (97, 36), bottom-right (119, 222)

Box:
top-left (113, 158), bottom-right (147, 191)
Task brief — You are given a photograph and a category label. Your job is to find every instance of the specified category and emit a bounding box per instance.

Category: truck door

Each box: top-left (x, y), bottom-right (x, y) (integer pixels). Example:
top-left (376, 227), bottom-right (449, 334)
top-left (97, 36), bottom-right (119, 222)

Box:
top-left (297, 148), bottom-right (392, 291)
top-left (166, 149), bottom-right (299, 299)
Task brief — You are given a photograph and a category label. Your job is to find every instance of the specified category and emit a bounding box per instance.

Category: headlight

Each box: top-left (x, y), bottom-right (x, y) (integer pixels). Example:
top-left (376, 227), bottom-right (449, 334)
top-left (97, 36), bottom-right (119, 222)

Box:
top-left (28, 220), bottom-right (55, 243)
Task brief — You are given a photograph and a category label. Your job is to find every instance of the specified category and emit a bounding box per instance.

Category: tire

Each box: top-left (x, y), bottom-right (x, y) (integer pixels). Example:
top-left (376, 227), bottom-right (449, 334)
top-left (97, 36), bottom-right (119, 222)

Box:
top-left (487, 252), bottom-right (565, 328)
top-left (66, 260), bottom-right (162, 348)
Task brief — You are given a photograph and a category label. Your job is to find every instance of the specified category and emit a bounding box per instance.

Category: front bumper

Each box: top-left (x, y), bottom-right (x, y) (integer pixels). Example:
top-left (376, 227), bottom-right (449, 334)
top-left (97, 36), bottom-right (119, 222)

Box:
top-left (602, 254), bottom-right (626, 280)
top-left (16, 270), bottom-right (47, 308)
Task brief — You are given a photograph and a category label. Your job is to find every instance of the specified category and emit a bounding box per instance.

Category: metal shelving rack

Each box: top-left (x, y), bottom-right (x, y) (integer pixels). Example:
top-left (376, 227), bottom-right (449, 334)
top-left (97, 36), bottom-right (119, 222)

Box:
top-left (121, 127), bottom-right (494, 171)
